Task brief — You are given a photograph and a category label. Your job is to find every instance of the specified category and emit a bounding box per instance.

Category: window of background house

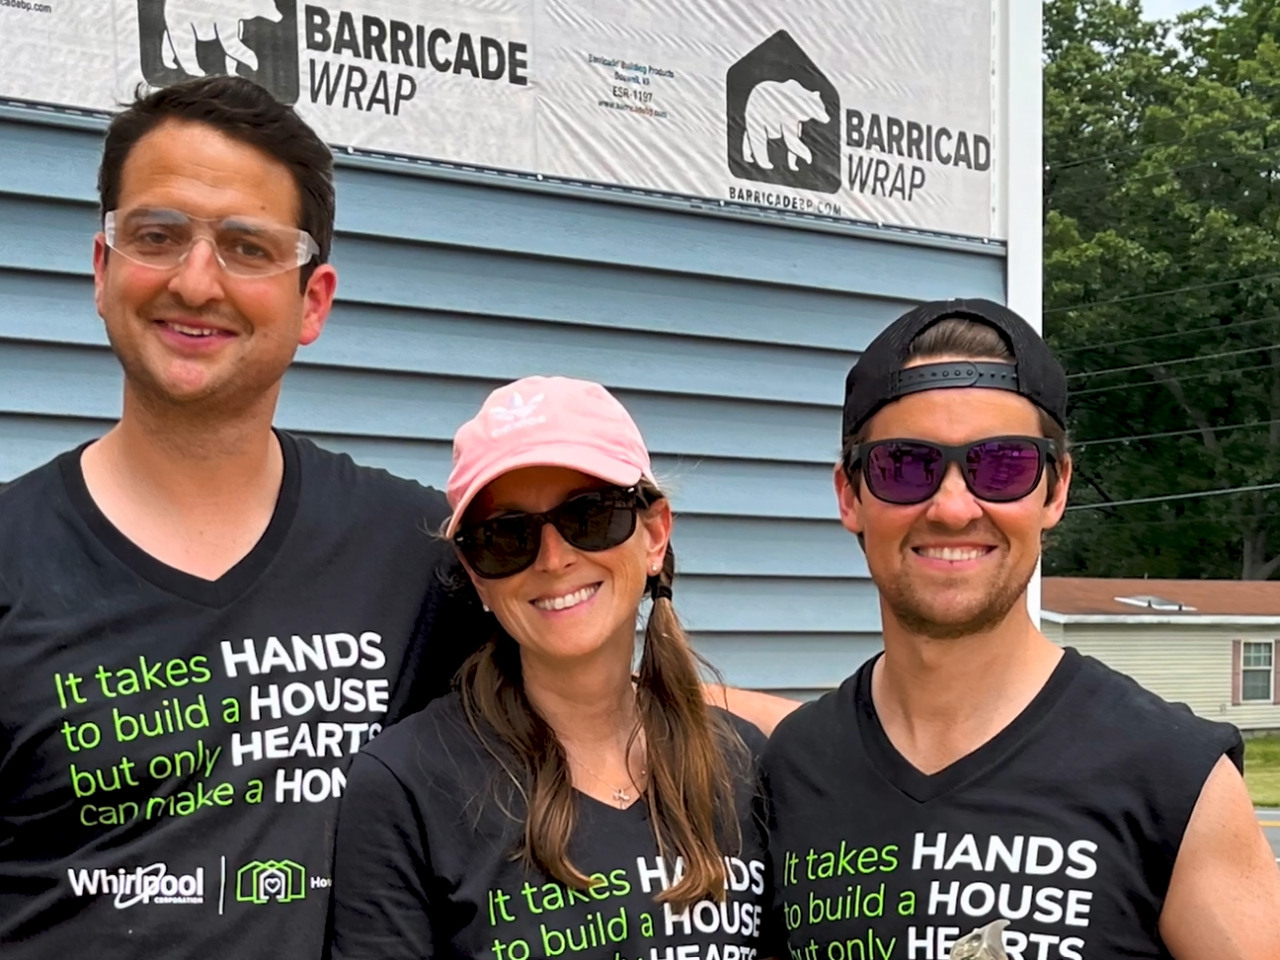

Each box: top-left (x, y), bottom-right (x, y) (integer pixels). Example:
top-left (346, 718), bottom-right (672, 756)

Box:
top-left (1241, 641), bottom-right (1274, 702)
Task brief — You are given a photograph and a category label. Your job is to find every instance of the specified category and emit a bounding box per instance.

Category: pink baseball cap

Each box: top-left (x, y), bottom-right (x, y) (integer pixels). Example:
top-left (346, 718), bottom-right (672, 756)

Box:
top-left (445, 376), bottom-right (656, 537)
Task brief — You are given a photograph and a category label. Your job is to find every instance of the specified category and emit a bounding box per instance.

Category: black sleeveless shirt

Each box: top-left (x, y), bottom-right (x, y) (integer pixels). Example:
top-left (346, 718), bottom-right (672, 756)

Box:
top-left (760, 648), bottom-right (1242, 960)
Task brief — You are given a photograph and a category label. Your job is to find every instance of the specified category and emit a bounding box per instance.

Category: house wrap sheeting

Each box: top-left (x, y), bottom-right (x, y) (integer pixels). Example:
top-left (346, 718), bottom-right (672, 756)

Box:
top-left (0, 0), bottom-right (1030, 693)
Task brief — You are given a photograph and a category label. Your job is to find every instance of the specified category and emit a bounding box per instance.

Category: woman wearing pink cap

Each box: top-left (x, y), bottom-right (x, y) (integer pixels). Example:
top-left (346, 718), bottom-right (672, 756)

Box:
top-left (329, 376), bottom-right (779, 960)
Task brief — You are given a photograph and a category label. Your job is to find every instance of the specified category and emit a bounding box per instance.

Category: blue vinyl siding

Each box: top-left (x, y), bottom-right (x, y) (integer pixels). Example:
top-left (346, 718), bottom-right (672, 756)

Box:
top-left (0, 105), bottom-right (1005, 696)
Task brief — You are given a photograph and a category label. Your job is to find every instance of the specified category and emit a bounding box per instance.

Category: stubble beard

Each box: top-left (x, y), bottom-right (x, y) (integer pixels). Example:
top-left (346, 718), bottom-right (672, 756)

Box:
top-left (107, 311), bottom-right (285, 425)
top-left (879, 557), bottom-right (1037, 641)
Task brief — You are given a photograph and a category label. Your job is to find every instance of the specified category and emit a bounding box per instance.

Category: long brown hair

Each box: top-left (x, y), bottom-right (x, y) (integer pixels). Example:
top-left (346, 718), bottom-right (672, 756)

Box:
top-left (456, 482), bottom-right (747, 911)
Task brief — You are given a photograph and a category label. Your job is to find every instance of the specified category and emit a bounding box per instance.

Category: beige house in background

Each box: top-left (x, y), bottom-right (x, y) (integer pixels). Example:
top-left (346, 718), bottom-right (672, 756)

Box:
top-left (1042, 578), bottom-right (1280, 733)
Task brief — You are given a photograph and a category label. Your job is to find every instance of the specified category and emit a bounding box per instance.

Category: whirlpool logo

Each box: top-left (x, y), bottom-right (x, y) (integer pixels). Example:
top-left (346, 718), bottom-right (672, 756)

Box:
top-left (66, 862), bottom-right (205, 908)
top-left (135, 0), bottom-right (300, 104)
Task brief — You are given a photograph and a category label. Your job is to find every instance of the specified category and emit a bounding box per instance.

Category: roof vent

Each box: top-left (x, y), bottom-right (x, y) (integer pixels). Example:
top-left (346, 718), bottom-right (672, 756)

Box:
top-left (1114, 594), bottom-right (1196, 612)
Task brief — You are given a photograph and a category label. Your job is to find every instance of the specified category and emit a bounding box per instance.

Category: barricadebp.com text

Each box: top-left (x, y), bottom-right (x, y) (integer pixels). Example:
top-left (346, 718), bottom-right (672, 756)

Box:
top-left (0, 0), bottom-right (53, 12)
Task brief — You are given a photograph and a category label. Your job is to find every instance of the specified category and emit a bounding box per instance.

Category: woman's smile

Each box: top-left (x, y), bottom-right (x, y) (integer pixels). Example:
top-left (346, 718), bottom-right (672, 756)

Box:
top-left (531, 582), bottom-right (602, 612)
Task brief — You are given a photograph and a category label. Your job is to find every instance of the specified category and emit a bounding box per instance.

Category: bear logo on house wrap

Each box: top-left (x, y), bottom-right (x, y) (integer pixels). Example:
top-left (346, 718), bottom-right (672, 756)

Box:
top-left (135, 0), bottom-right (300, 105)
top-left (726, 30), bottom-right (840, 194)
top-left (741, 79), bottom-right (830, 171)
top-left (161, 0), bottom-right (283, 77)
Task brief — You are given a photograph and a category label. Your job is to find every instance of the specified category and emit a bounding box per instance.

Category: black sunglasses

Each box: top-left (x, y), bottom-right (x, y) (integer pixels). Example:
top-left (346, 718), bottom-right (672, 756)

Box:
top-left (847, 436), bottom-right (1059, 506)
top-left (454, 487), bottom-right (646, 579)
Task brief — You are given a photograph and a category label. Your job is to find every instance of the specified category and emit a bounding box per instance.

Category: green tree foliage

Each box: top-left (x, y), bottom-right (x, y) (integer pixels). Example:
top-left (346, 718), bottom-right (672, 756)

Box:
top-left (1045, 0), bottom-right (1280, 579)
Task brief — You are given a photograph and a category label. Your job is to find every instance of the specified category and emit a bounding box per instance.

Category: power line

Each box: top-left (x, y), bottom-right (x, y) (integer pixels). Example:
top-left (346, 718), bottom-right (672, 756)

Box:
top-left (1043, 85), bottom-right (1280, 161)
top-left (1047, 116), bottom-right (1272, 171)
top-left (1055, 314), bottom-right (1280, 354)
top-left (1066, 481), bottom-right (1280, 511)
top-left (1071, 360), bottom-right (1276, 397)
top-left (1066, 342), bottom-right (1279, 379)
top-left (1045, 271), bottom-right (1280, 315)
top-left (1074, 417), bottom-right (1280, 448)
top-left (1047, 228), bottom-right (1280, 298)
top-left (1059, 513), bottom-right (1254, 529)
top-left (1050, 141), bottom-right (1280, 199)
top-left (1056, 249), bottom-right (1280, 290)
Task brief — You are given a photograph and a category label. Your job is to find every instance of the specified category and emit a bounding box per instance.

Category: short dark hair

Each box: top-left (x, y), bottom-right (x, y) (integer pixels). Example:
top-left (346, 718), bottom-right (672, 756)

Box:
top-left (842, 316), bottom-right (1070, 499)
top-left (98, 76), bottom-right (335, 287)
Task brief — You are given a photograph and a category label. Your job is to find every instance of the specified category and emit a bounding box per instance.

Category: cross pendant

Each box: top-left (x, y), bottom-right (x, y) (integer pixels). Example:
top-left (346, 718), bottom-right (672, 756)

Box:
top-left (612, 788), bottom-right (631, 807)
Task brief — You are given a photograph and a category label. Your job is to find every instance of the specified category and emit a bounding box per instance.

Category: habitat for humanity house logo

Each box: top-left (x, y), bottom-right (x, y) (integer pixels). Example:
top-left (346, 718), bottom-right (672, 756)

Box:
top-left (136, 0), bottom-right (300, 104)
top-left (725, 30), bottom-right (840, 194)
top-left (236, 858), bottom-right (307, 904)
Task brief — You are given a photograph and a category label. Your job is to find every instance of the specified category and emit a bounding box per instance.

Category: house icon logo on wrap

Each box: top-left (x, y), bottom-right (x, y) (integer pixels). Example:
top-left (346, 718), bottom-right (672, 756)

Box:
top-left (135, 0), bottom-right (300, 105)
top-left (726, 31), bottom-right (840, 194)
top-left (236, 859), bottom-right (307, 904)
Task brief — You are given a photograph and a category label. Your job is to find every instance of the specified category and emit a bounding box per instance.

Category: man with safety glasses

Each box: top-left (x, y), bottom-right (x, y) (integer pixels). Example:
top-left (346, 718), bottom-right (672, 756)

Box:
top-left (0, 75), bottom-right (796, 959)
top-left (0, 75), bottom-right (487, 959)
top-left (761, 299), bottom-right (1280, 960)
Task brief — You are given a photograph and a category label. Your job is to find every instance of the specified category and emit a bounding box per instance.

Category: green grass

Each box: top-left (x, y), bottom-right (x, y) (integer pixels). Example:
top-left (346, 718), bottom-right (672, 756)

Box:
top-left (1245, 735), bottom-right (1280, 808)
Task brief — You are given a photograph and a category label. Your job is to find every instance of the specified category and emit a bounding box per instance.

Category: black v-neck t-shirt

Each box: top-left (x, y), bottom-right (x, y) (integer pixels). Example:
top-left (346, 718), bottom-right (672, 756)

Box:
top-left (0, 433), bottom-right (486, 959)
top-left (760, 649), bottom-right (1242, 960)
top-left (330, 693), bottom-right (779, 960)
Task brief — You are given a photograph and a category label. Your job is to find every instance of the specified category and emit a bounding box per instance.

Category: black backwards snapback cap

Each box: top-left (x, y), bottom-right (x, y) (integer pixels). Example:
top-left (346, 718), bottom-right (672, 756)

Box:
top-left (841, 298), bottom-right (1068, 440)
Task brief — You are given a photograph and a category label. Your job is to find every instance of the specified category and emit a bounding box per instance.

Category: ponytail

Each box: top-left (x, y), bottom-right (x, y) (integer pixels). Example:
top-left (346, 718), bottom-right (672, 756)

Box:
top-left (636, 508), bottom-right (747, 909)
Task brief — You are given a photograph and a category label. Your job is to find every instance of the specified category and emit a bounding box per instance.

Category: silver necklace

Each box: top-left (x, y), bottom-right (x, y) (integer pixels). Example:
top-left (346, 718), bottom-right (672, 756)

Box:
top-left (575, 747), bottom-right (647, 808)
top-left (569, 692), bottom-right (646, 808)
top-left (581, 764), bottom-right (646, 807)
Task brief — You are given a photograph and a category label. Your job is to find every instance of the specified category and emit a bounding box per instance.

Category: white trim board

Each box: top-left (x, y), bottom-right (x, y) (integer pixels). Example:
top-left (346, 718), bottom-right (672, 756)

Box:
top-left (1043, 612), bottom-right (1280, 626)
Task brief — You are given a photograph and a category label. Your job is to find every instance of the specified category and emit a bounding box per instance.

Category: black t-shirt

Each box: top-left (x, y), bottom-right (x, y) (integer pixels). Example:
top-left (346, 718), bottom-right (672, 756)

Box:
top-left (761, 648), bottom-right (1243, 960)
top-left (330, 693), bottom-right (779, 960)
top-left (0, 432), bottom-right (484, 959)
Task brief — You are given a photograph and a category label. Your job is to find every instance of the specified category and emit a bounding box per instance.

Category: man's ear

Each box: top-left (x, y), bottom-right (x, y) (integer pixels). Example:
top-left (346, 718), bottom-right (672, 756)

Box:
top-left (93, 234), bottom-right (108, 319)
top-left (299, 263), bottom-right (337, 346)
top-left (1042, 455), bottom-right (1072, 530)
top-left (834, 463), bottom-right (864, 536)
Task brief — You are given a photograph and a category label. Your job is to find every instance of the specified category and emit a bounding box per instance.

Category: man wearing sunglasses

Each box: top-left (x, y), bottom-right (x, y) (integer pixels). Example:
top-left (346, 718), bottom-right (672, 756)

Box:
top-left (761, 299), bottom-right (1280, 959)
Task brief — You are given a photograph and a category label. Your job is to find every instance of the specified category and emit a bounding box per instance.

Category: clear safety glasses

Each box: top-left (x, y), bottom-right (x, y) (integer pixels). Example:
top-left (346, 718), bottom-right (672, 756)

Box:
top-left (103, 207), bottom-right (320, 278)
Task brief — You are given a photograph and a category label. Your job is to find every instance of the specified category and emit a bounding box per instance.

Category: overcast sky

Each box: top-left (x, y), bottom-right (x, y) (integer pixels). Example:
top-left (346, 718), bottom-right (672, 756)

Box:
top-left (1141, 0), bottom-right (1208, 19)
